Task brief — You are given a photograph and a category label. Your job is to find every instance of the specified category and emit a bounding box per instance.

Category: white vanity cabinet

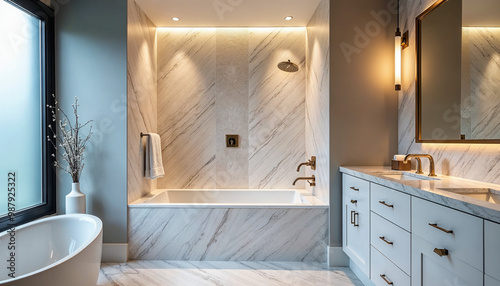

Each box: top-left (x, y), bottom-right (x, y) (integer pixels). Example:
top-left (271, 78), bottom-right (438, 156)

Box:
top-left (342, 174), bottom-right (370, 277)
top-left (485, 220), bottom-right (500, 284)
top-left (341, 170), bottom-right (500, 286)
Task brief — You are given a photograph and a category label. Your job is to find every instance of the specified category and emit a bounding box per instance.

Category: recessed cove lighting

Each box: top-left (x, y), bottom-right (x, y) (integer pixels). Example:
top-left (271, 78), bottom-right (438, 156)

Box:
top-left (284, 16), bottom-right (293, 21)
top-left (172, 17), bottom-right (180, 21)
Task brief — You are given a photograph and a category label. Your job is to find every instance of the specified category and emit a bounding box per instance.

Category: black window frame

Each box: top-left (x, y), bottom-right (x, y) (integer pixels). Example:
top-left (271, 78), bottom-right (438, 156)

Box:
top-left (0, 0), bottom-right (56, 232)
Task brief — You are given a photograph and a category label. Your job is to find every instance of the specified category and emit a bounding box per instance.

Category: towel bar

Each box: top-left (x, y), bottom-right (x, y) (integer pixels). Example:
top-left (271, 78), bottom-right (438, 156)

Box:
top-left (140, 132), bottom-right (150, 138)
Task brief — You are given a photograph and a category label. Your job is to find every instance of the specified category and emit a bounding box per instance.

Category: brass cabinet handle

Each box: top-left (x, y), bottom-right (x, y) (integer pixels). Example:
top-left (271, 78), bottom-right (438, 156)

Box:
top-left (353, 212), bottom-right (359, 227)
top-left (379, 201), bottom-right (394, 208)
top-left (379, 236), bottom-right (394, 245)
top-left (350, 199), bottom-right (357, 204)
top-left (380, 274), bottom-right (393, 285)
top-left (350, 187), bottom-right (359, 191)
top-left (429, 223), bottom-right (453, 234)
top-left (433, 248), bottom-right (449, 257)
top-left (350, 211), bottom-right (355, 225)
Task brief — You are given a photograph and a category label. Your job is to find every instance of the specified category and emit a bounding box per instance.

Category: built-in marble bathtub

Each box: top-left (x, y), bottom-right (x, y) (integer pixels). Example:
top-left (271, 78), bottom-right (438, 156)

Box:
top-left (128, 189), bottom-right (328, 262)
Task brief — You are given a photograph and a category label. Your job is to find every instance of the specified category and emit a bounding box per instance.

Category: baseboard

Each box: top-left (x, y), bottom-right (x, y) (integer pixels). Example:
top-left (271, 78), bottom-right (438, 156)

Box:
top-left (349, 259), bottom-right (374, 286)
top-left (327, 247), bottom-right (349, 267)
top-left (101, 243), bottom-right (128, 263)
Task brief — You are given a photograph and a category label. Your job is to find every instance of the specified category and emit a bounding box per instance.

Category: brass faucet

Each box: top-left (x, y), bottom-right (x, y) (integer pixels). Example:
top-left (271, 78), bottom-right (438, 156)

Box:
top-left (297, 156), bottom-right (316, 172)
top-left (293, 175), bottom-right (315, 186)
top-left (404, 154), bottom-right (437, 177)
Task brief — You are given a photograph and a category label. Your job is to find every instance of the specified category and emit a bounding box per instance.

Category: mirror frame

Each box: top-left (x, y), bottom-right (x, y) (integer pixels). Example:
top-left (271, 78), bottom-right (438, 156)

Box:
top-left (415, 0), bottom-right (500, 144)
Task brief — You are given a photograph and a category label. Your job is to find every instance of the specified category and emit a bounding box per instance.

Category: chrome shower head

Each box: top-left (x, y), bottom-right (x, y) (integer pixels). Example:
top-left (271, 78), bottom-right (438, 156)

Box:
top-left (277, 60), bottom-right (299, 73)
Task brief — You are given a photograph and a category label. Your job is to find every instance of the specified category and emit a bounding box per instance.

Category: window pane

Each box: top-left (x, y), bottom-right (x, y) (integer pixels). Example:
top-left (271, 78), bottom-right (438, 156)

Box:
top-left (0, 0), bottom-right (43, 214)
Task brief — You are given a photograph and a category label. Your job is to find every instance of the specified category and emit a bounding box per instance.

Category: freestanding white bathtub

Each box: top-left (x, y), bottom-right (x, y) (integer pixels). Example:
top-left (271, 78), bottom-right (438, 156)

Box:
top-left (0, 214), bottom-right (103, 286)
top-left (129, 189), bottom-right (328, 261)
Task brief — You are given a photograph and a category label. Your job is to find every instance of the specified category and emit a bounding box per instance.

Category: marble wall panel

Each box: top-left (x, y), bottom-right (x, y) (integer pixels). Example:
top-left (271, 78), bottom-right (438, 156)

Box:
top-left (248, 28), bottom-right (307, 189)
top-left (157, 28), bottom-right (306, 190)
top-left (306, 0), bottom-right (329, 203)
top-left (156, 29), bottom-right (217, 189)
top-left (127, 0), bottom-right (157, 203)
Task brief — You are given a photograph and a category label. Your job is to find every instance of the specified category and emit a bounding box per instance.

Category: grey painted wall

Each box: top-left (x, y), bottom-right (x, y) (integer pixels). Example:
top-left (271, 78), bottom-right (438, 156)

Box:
top-left (56, 0), bottom-right (128, 243)
top-left (329, 0), bottom-right (399, 246)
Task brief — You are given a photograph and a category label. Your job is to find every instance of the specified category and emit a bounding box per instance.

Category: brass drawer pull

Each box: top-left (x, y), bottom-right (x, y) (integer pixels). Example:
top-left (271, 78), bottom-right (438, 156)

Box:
top-left (379, 201), bottom-right (394, 208)
top-left (350, 199), bottom-right (357, 204)
top-left (433, 248), bottom-right (449, 257)
top-left (429, 223), bottom-right (453, 234)
top-left (350, 187), bottom-right (359, 191)
top-left (353, 212), bottom-right (359, 227)
top-left (379, 236), bottom-right (394, 245)
top-left (351, 211), bottom-right (355, 225)
top-left (380, 274), bottom-right (393, 285)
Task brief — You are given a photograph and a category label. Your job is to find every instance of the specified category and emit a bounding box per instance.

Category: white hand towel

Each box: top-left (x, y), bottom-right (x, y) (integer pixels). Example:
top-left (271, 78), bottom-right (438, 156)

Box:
top-left (393, 155), bottom-right (407, 161)
top-left (145, 133), bottom-right (165, 179)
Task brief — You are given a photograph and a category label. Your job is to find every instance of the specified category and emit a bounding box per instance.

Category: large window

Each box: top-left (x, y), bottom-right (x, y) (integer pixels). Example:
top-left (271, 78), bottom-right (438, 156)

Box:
top-left (0, 0), bottom-right (55, 231)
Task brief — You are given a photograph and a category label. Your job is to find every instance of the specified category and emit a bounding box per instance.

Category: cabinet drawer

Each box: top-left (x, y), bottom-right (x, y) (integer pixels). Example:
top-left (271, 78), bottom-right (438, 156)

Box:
top-left (412, 197), bottom-right (483, 270)
top-left (371, 212), bottom-right (410, 275)
top-left (371, 184), bottom-right (411, 231)
top-left (371, 246), bottom-right (410, 286)
top-left (343, 174), bottom-right (369, 211)
top-left (412, 235), bottom-right (483, 286)
top-left (485, 275), bottom-right (500, 286)
top-left (485, 220), bottom-right (500, 281)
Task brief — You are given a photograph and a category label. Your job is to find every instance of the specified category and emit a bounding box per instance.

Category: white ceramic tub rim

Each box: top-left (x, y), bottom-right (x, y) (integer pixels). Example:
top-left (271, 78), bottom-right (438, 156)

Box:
top-left (0, 214), bottom-right (102, 284)
top-left (129, 189), bottom-right (328, 208)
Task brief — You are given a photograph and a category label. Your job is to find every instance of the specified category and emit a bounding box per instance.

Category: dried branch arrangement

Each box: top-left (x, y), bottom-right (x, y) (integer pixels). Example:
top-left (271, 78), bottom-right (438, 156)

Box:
top-left (47, 95), bottom-right (93, 183)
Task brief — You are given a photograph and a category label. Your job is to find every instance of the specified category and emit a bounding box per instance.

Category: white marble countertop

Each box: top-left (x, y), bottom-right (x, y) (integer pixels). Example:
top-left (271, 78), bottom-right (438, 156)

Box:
top-left (340, 166), bottom-right (500, 223)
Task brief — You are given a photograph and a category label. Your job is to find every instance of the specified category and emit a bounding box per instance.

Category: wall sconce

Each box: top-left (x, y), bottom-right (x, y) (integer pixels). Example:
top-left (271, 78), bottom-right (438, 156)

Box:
top-left (395, 0), bottom-right (409, 91)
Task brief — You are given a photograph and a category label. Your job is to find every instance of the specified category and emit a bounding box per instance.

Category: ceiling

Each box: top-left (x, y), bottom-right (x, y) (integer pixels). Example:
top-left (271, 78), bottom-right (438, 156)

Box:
top-left (463, 0), bottom-right (500, 27)
top-left (134, 0), bottom-right (322, 27)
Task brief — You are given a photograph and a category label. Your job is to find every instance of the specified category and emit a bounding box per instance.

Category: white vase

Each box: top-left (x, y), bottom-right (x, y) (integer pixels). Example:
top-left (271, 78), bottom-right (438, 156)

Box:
top-left (66, 183), bottom-right (86, 214)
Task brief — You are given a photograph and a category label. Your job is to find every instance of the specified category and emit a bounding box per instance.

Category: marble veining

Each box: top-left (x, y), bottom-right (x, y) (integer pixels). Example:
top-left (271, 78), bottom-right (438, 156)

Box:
top-left (157, 28), bottom-right (217, 189)
top-left (128, 207), bottom-right (328, 261)
top-left (156, 28), bottom-right (306, 190)
top-left (340, 166), bottom-right (500, 223)
top-left (468, 28), bottom-right (500, 139)
top-left (306, 0), bottom-right (330, 204)
top-left (98, 261), bottom-right (363, 286)
top-left (248, 28), bottom-right (306, 189)
top-left (127, 0), bottom-right (157, 203)
top-left (399, 0), bottom-right (500, 185)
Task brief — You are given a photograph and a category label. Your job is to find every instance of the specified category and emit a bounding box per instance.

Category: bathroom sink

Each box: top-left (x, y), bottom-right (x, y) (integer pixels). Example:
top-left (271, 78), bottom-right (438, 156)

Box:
top-left (439, 188), bottom-right (500, 204)
top-left (381, 172), bottom-right (440, 181)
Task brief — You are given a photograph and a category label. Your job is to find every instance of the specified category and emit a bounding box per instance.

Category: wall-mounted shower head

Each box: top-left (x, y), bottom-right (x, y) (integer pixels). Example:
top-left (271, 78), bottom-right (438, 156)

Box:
top-left (277, 60), bottom-right (299, 73)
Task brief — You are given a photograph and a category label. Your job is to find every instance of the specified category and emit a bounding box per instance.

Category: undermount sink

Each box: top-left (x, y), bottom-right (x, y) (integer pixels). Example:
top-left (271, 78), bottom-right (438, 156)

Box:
top-left (381, 172), bottom-right (440, 181)
top-left (439, 188), bottom-right (500, 204)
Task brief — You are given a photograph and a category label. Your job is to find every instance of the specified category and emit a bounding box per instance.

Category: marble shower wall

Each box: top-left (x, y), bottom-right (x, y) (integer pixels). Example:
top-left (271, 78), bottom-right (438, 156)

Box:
top-left (157, 28), bottom-right (306, 189)
top-left (399, 0), bottom-right (500, 184)
top-left (127, 0), bottom-right (157, 203)
top-left (305, 0), bottom-right (329, 204)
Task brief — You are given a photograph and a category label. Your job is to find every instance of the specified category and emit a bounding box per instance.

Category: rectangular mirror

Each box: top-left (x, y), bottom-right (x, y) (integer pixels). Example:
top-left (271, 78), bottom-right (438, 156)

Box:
top-left (416, 0), bottom-right (500, 143)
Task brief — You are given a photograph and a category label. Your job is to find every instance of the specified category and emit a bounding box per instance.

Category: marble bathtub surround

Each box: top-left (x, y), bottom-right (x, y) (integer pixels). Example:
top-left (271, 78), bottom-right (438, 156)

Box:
top-left (399, 0), bottom-right (500, 185)
top-left (98, 261), bottom-right (363, 286)
top-left (128, 206), bottom-right (328, 261)
top-left (340, 166), bottom-right (500, 223)
top-left (156, 27), bottom-right (308, 190)
top-left (127, 0), bottom-right (158, 203)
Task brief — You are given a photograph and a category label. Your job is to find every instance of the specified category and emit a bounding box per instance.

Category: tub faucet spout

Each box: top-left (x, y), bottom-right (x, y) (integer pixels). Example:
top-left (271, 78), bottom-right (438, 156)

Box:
top-left (296, 156), bottom-right (316, 172)
top-left (293, 175), bottom-right (315, 186)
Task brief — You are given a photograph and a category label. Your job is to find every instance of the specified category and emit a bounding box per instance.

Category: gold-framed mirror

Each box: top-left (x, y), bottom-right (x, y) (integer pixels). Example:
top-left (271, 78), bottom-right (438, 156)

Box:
top-left (416, 0), bottom-right (500, 143)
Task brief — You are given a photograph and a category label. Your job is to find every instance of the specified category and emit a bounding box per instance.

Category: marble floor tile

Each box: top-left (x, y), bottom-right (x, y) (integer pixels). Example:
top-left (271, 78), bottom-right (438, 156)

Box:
top-left (98, 261), bottom-right (363, 286)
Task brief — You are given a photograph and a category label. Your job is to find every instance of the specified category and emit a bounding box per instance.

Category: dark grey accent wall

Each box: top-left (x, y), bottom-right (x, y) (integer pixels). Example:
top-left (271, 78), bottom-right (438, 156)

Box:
top-left (329, 0), bottom-right (399, 246)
